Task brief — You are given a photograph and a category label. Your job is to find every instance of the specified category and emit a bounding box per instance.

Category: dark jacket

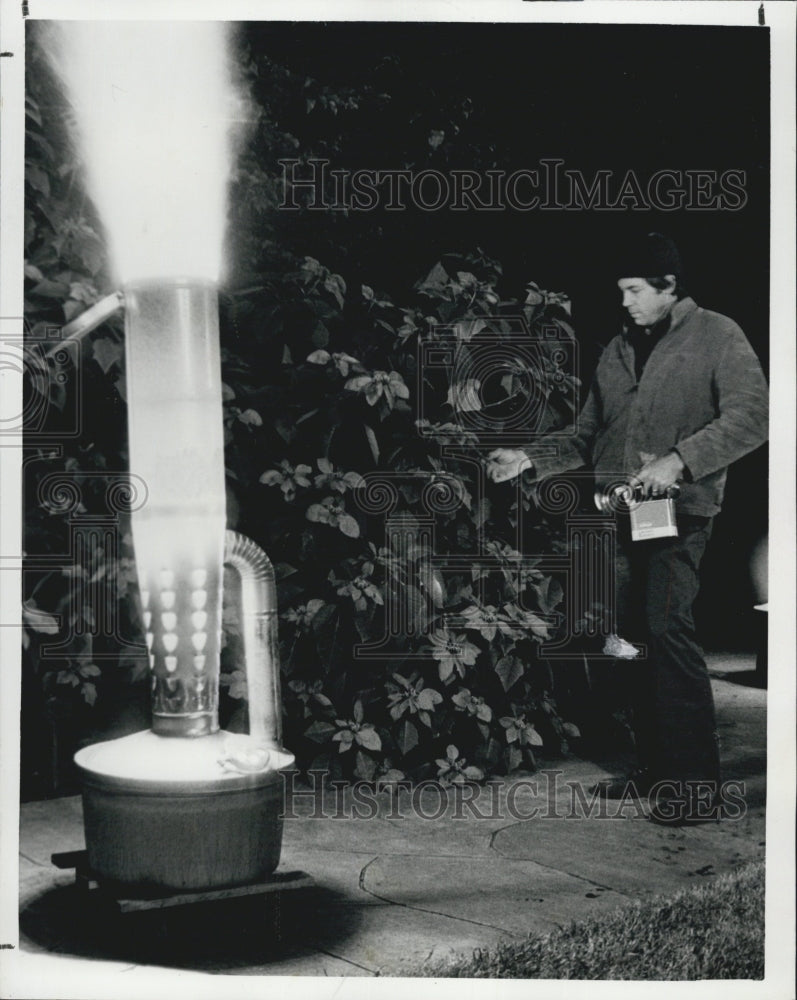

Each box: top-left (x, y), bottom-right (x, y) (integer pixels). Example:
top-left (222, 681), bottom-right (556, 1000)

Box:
top-left (526, 297), bottom-right (769, 516)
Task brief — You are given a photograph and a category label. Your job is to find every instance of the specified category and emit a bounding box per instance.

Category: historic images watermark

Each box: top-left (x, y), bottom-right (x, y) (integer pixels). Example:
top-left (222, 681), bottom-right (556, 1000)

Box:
top-left (279, 158), bottom-right (748, 213)
top-left (346, 303), bottom-right (632, 659)
top-left (3, 318), bottom-right (146, 655)
top-left (280, 768), bottom-right (748, 822)
top-left (350, 467), bottom-right (625, 659)
top-left (0, 319), bottom-right (83, 441)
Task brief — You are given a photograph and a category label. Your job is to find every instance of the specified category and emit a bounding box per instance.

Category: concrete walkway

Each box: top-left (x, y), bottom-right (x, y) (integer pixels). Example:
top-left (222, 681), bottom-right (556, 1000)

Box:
top-left (15, 664), bottom-right (766, 980)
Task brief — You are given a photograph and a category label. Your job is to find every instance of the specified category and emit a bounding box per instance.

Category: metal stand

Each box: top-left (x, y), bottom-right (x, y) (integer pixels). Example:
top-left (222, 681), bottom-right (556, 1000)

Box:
top-left (51, 850), bottom-right (313, 914)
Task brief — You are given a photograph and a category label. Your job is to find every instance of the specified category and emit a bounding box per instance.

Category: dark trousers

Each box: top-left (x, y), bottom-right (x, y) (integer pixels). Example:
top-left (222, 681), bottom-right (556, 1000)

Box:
top-left (614, 515), bottom-right (720, 785)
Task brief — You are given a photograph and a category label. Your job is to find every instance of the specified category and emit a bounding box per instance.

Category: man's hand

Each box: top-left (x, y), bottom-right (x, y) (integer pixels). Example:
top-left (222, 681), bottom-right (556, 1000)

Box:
top-left (486, 448), bottom-right (532, 483)
top-left (635, 451), bottom-right (685, 496)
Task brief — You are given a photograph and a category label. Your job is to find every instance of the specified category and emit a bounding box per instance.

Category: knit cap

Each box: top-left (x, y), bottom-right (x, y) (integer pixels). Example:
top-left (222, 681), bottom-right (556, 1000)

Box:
top-left (613, 232), bottom-right (683, 280)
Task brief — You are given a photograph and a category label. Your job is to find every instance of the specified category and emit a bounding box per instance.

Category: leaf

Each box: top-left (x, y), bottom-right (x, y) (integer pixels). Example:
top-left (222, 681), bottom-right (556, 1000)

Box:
top-left (507, 746), bottom-right (523, 772)
top-left (495, 655), bottom-right (524, 692)
top-left (534, 577), bottom-right (564, 614)
top-left (238, 408), bottom-right (263, 426)
top-left (563, 722), bottom-right (581, 739)
top-left (378, 768), bottom-right (407, 788)
top-left (305, 720), bottom-right (336, 743)
top-left (307, 349), bottom-right (331, 365)
top-left (397, 719), bottom-right (419, 755)
top-left (81, 682), bottom-right (97, 706)
top-left (355, 751), bottom-right (378, 782)
top-left (476, 703), bottom-right (492, 723)
top-left (337, 514), bottom-right (360, 538)
top-left (305, 598), bottom-right (327, 620)
top-left (416, 687), bottom-right (442, 711)
top-left (451, 689), bottom-right (470, 710)
top-left (306, 503), bottom-right (330, 523)
top-left (310, 603), bottom-right (337, 636)
top-left (353, 699), bottom-right (364, 724)
top-left (427, 570), bottom-right (446, 608)
top-left (26, 163), bottom-right (51, 197)
top-left (345, 375), bottom-right (372, 392)
top-left (354, 605), bottom-right (378, 642)
top-left (62, 300), bottom-right (83, 322)
top-left (22, 603), bottom-right (59, 635)
top-left (527, 725), bottom-right (544, 747)
top-left (363, 424), bottom-right (380, 463)
top-left (447, 379), bottom-right (482, 412)
top-left (335, 731), bottom-right (355, 753)
top-left (389, 701), bottom-right (408, 721)
top-left (456, 318), bottom-right (486, 341)
top-left (220, 668), bottom-right (247, 699)
top-left (71, 230), bottom-right (105, 276)
top-left (356, 726), bottom-right (382, 752)
top-left (260, 470), bottom-right (283, 486)
top-left (92, 337), bottom-right (123, 374)
top-left (438, 657), bottom-right (454, 683)
top-left (30, 278), bottom-right (69, 299)
top-left (364, 383), bottom-right (382, 406)
top-left (462, 765), bottom-right (484, 781)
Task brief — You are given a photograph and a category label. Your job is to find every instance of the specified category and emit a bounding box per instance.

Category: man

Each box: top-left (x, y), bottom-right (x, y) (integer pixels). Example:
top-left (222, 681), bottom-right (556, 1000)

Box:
top-left (486, 233), bottom-right (768, 825)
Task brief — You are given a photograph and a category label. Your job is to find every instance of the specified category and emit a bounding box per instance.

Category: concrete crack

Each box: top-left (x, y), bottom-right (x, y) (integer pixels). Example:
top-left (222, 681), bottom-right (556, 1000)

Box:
top-left (313, 945), bottom-right (378, 975)
top-left (357, 856), bottom-right (521, 936)
top-left (488, 820), bottom-right (634, 897)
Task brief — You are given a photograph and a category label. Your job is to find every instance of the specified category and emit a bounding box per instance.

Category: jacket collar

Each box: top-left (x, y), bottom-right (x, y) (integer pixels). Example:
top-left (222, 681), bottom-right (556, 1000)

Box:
top-left (617, 297), bottom-right (698, 381)
top-left (666, 296), bottom-right (698, 334)
top-left (622, 295), bottom-right (698, 340)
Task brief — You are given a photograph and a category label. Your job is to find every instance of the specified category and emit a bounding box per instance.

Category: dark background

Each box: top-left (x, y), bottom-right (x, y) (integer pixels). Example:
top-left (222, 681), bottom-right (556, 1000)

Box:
top-left (240, 22), bottom-right (770, 650)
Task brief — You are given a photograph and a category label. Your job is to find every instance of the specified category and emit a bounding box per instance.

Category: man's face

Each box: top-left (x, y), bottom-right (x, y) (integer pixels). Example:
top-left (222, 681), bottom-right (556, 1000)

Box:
top-left (617, 277), bottom-right (675, 327)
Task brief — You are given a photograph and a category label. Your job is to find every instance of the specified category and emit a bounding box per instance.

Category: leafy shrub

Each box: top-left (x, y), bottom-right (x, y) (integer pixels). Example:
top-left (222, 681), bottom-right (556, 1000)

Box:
top-left (218, 251), bottom-right (584, 782)
top-left (22, 30), bottom-right (588, 787)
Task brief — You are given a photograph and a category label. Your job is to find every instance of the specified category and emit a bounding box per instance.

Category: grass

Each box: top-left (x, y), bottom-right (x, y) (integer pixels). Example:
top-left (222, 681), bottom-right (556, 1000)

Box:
top-left (418, 861), bottom-right (764, 980)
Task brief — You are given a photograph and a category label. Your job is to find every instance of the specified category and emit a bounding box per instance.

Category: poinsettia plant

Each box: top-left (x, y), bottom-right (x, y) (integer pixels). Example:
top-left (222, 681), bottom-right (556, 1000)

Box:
top-left (216, 247), bottom-right (585, 783)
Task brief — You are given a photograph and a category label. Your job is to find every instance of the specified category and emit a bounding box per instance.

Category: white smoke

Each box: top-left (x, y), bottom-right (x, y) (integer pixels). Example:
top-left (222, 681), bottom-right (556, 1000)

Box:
top-left (45, 21), bottom-right (238, 284)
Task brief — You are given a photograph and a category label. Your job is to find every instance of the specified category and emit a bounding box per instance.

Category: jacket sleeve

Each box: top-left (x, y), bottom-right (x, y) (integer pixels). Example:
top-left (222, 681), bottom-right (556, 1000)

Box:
top-left (672, 327), bottom-right (768, 482)
top-left (523, 381), bottom-right (601, 480)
